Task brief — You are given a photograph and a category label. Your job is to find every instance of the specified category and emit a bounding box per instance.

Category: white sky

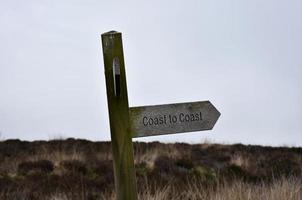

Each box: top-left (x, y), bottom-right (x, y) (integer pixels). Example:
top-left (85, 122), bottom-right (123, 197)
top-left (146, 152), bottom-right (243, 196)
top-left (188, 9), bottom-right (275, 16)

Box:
top-left (0, 0), bottom-right (301, 146)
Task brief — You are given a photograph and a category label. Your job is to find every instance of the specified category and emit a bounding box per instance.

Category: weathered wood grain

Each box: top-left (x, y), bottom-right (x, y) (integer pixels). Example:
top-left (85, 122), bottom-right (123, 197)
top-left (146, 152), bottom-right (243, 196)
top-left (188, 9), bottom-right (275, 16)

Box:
top-left (130, 101), bottom-right (220, 138)
top-left (101, 31), bottom-right (138, 200)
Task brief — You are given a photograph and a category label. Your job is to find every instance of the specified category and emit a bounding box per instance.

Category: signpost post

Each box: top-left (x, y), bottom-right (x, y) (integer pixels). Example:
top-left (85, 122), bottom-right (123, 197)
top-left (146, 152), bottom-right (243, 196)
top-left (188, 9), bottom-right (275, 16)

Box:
top-left (101, 31), bottom-right (220, 200)
top-left (101, 31), bottom-right (138, 200)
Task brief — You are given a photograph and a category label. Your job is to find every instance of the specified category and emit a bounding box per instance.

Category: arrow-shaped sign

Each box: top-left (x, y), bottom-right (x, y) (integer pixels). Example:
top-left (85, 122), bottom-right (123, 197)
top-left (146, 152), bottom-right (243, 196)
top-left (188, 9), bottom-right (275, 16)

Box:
top-left (130, 101), bottom-right (220, 138)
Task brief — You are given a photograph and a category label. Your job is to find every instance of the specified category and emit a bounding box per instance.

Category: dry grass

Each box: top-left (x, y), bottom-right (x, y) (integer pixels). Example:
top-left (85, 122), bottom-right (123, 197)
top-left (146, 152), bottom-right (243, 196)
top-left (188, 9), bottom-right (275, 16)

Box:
top-left (0, 139), bottom-right (301, 200)
top-left (210, 177), bottom-right (301, 200)
top-left (95, 177), bottom-right (302, 200)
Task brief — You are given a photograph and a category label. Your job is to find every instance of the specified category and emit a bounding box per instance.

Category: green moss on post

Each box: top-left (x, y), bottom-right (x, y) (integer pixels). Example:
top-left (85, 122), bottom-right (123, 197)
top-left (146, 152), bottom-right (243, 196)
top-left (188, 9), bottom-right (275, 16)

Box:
top-left (101, 31), bottom-right (138, 200)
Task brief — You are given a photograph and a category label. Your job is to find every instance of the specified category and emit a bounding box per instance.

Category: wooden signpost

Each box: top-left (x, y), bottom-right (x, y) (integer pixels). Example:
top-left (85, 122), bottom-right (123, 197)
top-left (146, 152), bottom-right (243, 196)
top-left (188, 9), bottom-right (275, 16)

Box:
top-left (101, 31), bottom-right (220, 200)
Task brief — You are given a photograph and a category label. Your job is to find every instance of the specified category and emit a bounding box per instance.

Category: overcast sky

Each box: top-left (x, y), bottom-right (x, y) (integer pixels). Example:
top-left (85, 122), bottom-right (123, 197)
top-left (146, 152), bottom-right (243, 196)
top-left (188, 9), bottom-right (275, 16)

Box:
top-left (0, 0), bottom-right (301, 146)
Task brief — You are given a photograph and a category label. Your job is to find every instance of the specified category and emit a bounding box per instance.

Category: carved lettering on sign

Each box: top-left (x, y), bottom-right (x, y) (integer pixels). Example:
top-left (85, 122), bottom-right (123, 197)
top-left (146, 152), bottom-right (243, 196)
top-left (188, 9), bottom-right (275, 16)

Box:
top-left (130, 101), bottom-right (220, 138)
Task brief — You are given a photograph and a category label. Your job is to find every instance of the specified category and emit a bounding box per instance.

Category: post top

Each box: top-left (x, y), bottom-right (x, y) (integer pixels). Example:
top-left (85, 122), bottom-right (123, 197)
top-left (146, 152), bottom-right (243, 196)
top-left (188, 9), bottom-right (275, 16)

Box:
top-left (102, 30), bottom-right (121, 36)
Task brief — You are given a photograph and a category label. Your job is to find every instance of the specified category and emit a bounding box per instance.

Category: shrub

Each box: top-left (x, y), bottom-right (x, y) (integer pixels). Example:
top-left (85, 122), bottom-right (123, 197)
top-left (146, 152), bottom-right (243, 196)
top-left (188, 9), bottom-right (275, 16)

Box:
top-left (262, 156), bottom-right (301, 179)
top-left (61, 160), bottom-right (87, 175)
top-left (175, 158), bottom-right (194, 170)
top-left (18, 160), bottom-right (54, 175)
top-left (93, 160), bottom-right (114, 185)
top-left (136, 162), bottom-right (151, 177)
top-left (191, 166), bottom-right (217, 182)
top-left (153, 156), bottom-right (175, 174)
top-left (220, 164), bottom-right (249, 181)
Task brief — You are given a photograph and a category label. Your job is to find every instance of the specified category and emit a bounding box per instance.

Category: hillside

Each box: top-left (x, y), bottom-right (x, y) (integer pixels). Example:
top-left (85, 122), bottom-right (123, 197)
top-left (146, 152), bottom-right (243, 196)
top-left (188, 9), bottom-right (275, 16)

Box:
top-left (0, 138), bottom-right (301, 200)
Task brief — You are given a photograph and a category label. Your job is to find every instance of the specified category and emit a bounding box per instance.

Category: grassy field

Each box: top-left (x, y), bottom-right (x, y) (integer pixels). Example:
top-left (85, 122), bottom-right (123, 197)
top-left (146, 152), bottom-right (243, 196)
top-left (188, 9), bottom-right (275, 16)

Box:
top-left (0, 139), bottom-right (301, 199)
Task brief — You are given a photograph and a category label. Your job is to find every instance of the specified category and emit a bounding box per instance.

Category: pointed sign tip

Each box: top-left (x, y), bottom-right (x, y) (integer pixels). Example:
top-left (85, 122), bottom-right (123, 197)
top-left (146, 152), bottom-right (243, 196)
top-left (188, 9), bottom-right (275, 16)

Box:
top-left (130, 101), bottom-right (221, 138)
